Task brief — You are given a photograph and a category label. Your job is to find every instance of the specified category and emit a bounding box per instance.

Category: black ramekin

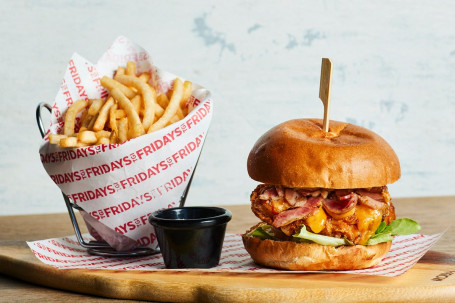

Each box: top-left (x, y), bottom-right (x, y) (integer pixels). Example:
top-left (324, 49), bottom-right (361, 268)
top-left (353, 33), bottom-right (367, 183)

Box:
top-left (148, 206), bottom-right (232, 269)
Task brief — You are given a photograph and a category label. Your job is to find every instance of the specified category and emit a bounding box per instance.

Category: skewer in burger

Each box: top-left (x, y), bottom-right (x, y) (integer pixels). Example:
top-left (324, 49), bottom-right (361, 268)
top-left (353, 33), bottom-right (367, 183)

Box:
top-left (242, 119), bottom-right (420, 270)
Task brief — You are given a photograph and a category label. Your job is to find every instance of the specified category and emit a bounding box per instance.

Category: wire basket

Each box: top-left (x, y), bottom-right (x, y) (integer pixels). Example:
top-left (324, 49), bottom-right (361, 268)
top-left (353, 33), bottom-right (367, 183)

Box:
top-left (36, 102), bottom-right (198, 257)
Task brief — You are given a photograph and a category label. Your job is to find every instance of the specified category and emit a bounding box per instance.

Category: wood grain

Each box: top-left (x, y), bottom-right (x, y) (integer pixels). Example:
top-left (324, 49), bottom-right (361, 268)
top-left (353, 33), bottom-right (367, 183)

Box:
top-left (1, 197), bottom-right (455, 302)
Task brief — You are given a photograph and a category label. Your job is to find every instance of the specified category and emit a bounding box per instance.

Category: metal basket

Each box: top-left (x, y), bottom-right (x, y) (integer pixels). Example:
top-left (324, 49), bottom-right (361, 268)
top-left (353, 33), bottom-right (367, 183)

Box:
top-left (36, 102), bottom-right (197, 257)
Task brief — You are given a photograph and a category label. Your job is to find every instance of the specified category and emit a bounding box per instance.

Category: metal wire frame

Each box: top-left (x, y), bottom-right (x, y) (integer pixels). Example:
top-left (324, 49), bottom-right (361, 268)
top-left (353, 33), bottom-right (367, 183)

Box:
top-left (36, 102), bottom-right (200, 256)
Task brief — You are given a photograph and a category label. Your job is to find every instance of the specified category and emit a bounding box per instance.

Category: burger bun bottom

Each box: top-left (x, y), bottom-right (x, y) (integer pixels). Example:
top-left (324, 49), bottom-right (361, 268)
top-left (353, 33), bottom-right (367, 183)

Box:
top-left (242, 229), bottom-right (392, 271)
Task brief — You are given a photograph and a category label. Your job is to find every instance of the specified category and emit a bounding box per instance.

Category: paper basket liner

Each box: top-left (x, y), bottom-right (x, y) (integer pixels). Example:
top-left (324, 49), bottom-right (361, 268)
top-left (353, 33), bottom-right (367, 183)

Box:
top-left (27, 232), bottom-right (443, 277)
top-left (38, 36), bottom-right (213, 251)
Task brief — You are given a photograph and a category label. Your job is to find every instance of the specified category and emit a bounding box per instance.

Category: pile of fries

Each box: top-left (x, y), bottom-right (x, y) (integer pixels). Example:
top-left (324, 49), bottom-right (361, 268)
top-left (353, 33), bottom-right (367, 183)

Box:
top-left (49, 61), bottom-right (192, 147)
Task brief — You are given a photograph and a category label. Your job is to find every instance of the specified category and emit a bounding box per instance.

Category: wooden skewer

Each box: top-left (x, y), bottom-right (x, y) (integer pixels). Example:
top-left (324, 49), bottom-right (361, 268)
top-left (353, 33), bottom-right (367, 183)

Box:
top-left (319, 58), bottom-right (333, 132)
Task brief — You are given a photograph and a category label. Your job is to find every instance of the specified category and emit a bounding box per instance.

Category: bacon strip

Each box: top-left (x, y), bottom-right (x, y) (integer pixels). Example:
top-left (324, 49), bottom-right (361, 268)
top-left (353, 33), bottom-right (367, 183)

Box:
top-left (258, 186), bottom-right (278, 200)
top-left (357, 194), bottom-right (386, 210)
top-left (272, 196), bottom-right (323, 227)
top-left (298, 189), bottom-right (321, 197)
top-left (323, 194), bottom-right (357, 214)
top-left (275, 186), bottom-right (284, 197)
top-left (334, 189), bottom-right (352, 198)
top-left (284, 188), bottom-right (307, 207)
top-left (356, 189), bottom-right (385, 202)
top-left (355, 187), bottom-right (388, 209)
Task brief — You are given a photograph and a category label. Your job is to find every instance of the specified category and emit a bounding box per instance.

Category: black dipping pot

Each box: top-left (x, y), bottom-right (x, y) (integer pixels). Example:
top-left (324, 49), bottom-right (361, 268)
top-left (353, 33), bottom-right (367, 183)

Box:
top-left (148, 207), bottom-right (232, 269)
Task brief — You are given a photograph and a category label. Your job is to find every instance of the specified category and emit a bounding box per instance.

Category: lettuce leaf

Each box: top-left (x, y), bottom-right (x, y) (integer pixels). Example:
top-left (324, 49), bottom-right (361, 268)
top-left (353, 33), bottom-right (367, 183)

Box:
top-left (375, 221), bottom-right (388, 234)
top-left (388, 218), bottom-right (421, 235)
top-left (249, 218), bottom-right (420, 247)
top-left (367, 218), bottom-right (420, 245)
top-left (366, 233), bottom-right (394, 245)
top-left (293, 225), bottom-right (346, 246)
top-left (248, 224), bottom-right (274, 240)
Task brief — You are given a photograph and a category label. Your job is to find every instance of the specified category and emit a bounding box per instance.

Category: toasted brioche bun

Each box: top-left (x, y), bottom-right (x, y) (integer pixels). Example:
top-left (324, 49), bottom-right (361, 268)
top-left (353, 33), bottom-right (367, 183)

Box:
top-left (242, 225), bottom-right (392, 271)
top-left (247, 119), bottom-right (400, 189)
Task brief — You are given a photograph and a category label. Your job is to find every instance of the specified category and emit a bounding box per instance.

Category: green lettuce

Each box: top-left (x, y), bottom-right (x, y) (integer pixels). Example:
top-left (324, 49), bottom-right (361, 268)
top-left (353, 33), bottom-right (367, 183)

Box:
top-left (249, 218), bottom-right (421, 247)
top-left (293, 225), bottom-right (347, 246)
top-left (367, 218), bottom-right (420, 245)
top-left (249, 224), bottom-right (346, 246)
top-left (248, 224), bottom-right (275, 240)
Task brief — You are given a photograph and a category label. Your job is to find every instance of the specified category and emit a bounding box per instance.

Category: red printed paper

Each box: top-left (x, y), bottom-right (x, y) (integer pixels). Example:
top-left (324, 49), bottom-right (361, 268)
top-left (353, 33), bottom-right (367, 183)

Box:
top-left (39, 37), bottom-right (213, 251)
top-left (27, 232), bottom-right (444, 277)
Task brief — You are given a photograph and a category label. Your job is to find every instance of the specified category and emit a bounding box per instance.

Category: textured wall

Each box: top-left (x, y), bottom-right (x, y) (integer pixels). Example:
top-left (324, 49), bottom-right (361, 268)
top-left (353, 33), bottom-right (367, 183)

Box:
top-left (1, 1), bottom-right (454, 215)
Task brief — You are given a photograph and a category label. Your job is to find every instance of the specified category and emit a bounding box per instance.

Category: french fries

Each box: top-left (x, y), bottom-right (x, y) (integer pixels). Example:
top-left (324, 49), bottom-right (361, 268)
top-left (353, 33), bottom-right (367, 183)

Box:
top-left (100, 76), bottom-right (136, 99)
top-left (93, 97), bottom-right (114, 132)
top-left (88, 99), bottom-right (106, 116)
top-left (110, 88), bottom-right (145, 139)
top-left (114, 74), bottom-right (158, 130)
top-left (148, 78), bottom-right (183, 133)
top-left (118, 117), bottom-right (129, 143)
top-left (126, 61), bottom-right (136, 76)
top-left (77, 131), bottom-right (97, 145)
top-left (139, 72), bottom-right (151, 83)
top-left (49, 61), bottom-right (193, 148)
top-left (63, 99), bottom-right (88, 136)
top-left (48, 134), bottom-right (67, 145)
top-left (59, 137), bottom-right (78, 148)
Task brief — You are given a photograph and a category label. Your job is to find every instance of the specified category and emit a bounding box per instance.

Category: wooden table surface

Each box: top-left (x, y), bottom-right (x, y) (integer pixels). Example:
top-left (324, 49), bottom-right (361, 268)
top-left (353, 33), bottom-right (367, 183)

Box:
top-left (1, 197), bottom-right (454, 302)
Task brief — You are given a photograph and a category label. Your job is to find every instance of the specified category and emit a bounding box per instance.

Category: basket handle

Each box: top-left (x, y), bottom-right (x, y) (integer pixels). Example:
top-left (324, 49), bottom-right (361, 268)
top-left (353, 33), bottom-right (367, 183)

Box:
top-left (36, 102), bottom-right (52, 138)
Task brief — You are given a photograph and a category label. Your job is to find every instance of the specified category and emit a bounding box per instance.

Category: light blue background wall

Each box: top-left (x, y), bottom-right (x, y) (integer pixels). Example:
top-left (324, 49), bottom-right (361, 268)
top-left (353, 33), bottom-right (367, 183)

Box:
top-left (1, 1), bottom-right (454, 215)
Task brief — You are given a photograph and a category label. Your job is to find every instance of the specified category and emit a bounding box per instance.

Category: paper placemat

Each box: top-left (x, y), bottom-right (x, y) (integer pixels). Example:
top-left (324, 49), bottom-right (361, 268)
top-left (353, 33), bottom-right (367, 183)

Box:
top-left (27, 232), bottom-right (443, 277)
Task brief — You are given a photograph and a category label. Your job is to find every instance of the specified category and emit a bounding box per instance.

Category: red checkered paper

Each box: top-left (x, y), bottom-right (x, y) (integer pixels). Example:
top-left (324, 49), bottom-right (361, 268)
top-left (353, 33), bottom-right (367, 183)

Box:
top-left (27, 232), bottom-right (443, 277)
top-left (39, 37), bottom-right (213, 251)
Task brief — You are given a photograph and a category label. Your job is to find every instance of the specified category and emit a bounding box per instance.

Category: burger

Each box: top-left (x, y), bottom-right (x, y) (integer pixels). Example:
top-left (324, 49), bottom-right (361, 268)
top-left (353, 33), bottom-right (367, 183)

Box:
top-left (242, 118), bottom-right (420, 271)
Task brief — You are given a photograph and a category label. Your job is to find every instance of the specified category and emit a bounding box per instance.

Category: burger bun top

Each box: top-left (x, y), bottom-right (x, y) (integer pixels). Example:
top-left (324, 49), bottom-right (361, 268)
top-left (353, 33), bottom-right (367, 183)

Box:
top-left (247, 119), bottom-right (400, 189)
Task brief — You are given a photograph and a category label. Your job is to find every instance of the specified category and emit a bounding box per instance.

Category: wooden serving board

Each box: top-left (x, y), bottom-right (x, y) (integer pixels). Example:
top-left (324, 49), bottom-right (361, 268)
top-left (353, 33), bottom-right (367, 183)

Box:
top-left (1, 240), bottom-right (455, 303)
top-left (2, 200), bottom-right (455, 302)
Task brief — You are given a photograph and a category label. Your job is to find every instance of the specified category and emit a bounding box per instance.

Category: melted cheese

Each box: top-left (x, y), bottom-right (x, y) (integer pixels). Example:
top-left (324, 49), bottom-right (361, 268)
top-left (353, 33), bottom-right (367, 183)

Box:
top-left (305, 206), bottom-right (327, 233)
top-left (356, 205), bottom-right (383, 245)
